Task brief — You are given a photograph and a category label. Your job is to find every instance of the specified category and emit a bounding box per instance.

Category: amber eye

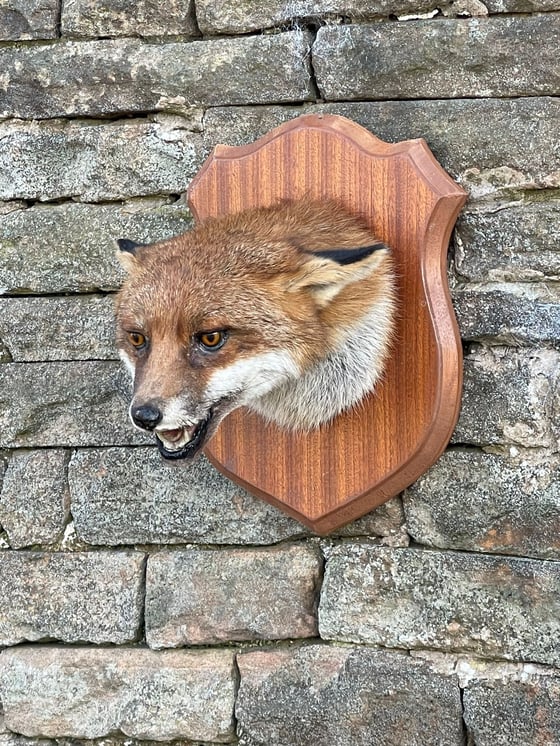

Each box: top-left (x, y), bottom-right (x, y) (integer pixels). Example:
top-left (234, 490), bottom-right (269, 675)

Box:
top-left (128, 331), bottom-right (146, 349)
top-left (198, 330), bottom-right (227, 351)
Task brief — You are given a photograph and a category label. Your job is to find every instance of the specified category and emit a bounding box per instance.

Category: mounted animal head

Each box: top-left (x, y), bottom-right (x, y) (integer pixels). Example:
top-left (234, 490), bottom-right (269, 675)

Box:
top-left (115, 200), bottom-right (396, 461)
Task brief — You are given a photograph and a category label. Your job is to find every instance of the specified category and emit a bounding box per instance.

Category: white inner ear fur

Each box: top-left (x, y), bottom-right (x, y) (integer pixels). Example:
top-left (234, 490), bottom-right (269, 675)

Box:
top-left (287, 251), bottom-right (386, 307)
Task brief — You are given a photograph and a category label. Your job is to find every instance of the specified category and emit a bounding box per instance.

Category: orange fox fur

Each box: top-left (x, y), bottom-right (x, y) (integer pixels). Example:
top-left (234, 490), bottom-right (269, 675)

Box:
top-left (115, 199), bottom-right (396, 460)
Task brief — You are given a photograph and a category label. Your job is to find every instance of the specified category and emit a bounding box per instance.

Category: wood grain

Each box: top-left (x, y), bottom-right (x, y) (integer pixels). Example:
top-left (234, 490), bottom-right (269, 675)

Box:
top-left (187, 113), bottom-right (467, 533)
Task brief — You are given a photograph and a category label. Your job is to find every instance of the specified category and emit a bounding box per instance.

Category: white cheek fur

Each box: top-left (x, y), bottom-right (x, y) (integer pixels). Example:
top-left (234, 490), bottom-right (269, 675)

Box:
top-left (119, 349), bottom-right (136, 379)
top-left (204, 351), bottom-right (300, 404)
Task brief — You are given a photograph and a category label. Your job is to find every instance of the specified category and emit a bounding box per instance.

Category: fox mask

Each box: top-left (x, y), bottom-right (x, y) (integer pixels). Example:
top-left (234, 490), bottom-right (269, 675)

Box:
top-left (115, 200), bottom-right (396, 461)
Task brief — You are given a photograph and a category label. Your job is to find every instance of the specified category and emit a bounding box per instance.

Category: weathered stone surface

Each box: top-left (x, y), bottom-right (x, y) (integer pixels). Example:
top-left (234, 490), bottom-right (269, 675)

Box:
top-left (204, 98), bottom-right (560, 193)
top-left (452, 286), bottom-right (560, 346)
top-left (0, 361), bottom-right (148, 448)
top-left (0, 0), bottom-right (58, 40)
top-left (0, 200), bottom-right (192, 295)
top-left (319, 544), bottom-right (560, 665)
top-left (236, 645), bottom-right (464, 746)
top-left (62, 0), bottom-right (198, 38)
top-left (196, 0), bottom-right (440, 33)
top-left (455, 201), bottom-right (560, 282)
top-left (0, 449), bottom-right (70, 548)
top-left (334, 496), bottom-right (408, 543)
top-left (0, 296), bottom-right (117, 362)
top-left (0, 33), bottom-right (313, 119)
top-left (146, 544), bottom-right (322, 647)
top-left (463, 671), bottom-right (560, 746)
top-left (404, 449), bottom-right (560, 559)
top-left (69, 447), bottom-right (401, 545)
top-left (0, 118), bottom-right (204, 203)
top-left (0, 551), bottom-right (144, 644)
top-left (69, 447), bottom-right (308, 545)
top-left (454, 347), bottom-right (560, 448)
top-left (314, 17), bottom-right (560, 101)
top-left (0, 646), bottom-right (236, 741)
top-left (485, 0), bottom-right (560, 9)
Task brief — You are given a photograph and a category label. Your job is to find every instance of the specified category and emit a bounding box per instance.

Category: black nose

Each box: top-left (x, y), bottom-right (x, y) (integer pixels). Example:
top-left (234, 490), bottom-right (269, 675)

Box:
top-left (131, 403), bottom-right (162, 431)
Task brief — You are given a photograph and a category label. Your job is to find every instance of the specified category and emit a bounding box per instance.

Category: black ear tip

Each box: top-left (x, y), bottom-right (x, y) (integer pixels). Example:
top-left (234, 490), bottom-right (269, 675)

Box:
top-left (117, 239), bottom-right (146, 255)
top-left (312, 242), bottom-right (389, 265)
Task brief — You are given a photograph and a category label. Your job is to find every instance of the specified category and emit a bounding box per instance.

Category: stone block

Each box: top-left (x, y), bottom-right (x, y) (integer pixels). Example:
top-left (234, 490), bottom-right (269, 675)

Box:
top-left (454, 347), bottom-right (560, 448)
top-left (452, 286), bottom-right (560, 346)
top-left (0, 449), bottom-right (70, 549)
top-left (196, 0), bottom-right (439, 33)
top-left (0, 200), bottom-right (192, 295)
top-left (0, 646), bottom-right (236, 741)
top-left (204, 98), bottom-right (560, 194)
top-left (0, 296), bottom-right (117, 362)
top-left (463, 671), bottom-right (560, 746)
top-left (236, 645), bottom-right (464, 746)
top-left (455, 201), bottom-right (560, 282)
top-left (146, 544), bottom-right (322, 647)
top-left (0, 33), bottom-right (313, 119)
top-left (0, 361), bottom-right (148, 448)
top-left (313, 17), bottom-right (560, 101)
top-left (62, 0), bottom-right (198, 38)
top-left (0, 118), bottom-right (204, 203)
top-left (68, 447), bottom-right (308, 545)
top-left (319, 545), bottom-right (560, 665)
top-left (404, 449), bottom-right (560, 559)
top-left (485, 0), bottom-right (560, 9)
top-left (0, 551), bottom-right (144, 645)
top-left (68, 447), bottom-right (403, 546)
top-left (0, 0), bottom-right (58, 40)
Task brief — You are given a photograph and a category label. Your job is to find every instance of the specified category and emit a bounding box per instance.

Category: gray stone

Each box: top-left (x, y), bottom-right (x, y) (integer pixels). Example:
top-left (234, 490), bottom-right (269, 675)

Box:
top-left (196, 0), bottom-right (440, 33)
top-left (146, 545), bottom-right (322, 647)
top-left (313, 17), bottom-right (560, 102)
top-left (0, 646), bottom-right (236, 741)
top-left (452, 286), bottom-right (560, 347)
top-left (68, 447), bottom-right (401, 546)
top-left (0, 118), bottom-right (204, 203)
top-left (0, 33), bottom-right (313, 119)
top-left (0, 449), bottom-right (70, 549)
top-left (0, 0), bottom-right (58, 40)
top-left (69, 447), bottom-right (309, 545)
top-left (0, 296), bottom-right (117, 362)
top-left (0, 361), bottom-right (149, 448)
top-left (62, 0), bottom-right (198, 38)
top-left (333, 496), bottom-right (408, 543)
top-left (0, 551), bottom-right (144, 645)
top-left (463, 672), bottom-right (560, 746)
top-left (236, 644), bottom-right (464, 746)
top-left (404, 449), bottom-right (560, 559)
top-left (455, 201), bottom-right (560, 282)
top-left (454, 347), bottom-right (560, 448)
top-left (319, 545), bottom-right (560, 665)
top-left (485, 0), bottom-right (560, 9)
top-left (0, 200), bottom-right (192, 295)
top-left (204, 98), bottom-right (560, 193)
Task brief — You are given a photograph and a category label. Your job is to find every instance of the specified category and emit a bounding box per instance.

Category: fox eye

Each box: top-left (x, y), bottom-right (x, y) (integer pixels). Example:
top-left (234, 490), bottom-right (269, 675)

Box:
top-left (128, 331), bottom-right (146, 349)
top-left (197, 330), bottom-right (227, 351)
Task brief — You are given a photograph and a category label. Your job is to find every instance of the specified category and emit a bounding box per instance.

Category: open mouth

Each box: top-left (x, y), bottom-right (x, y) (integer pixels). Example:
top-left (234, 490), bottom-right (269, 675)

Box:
top-left (155, 412), bottom-right (212, 460)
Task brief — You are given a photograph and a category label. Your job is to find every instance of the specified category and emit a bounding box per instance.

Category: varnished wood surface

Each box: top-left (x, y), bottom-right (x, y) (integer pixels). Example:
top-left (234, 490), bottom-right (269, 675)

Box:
top-left (187, 114), bottom-right (467, 533)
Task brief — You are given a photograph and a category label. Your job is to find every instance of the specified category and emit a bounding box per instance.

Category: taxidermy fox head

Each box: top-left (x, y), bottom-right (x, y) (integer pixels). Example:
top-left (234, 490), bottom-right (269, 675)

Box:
top-left (115, 200), bottom-right (396, 461)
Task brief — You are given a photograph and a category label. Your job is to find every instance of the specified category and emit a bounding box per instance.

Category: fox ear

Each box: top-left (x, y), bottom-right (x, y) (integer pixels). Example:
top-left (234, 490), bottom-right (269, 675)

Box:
top-left (288, 242), bottom-right (389, 307)
top-left (115, 239), bottom-right (149, 272)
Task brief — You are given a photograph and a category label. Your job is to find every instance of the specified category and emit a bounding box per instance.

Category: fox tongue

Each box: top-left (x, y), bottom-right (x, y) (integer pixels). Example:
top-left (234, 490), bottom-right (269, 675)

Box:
top-left (159, 426), bottom-right (193, 443)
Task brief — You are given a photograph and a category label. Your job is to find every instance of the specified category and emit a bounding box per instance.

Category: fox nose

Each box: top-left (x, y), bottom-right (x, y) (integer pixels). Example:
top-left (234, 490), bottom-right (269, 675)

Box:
top-left (131, 403), bottom-right (162, 431)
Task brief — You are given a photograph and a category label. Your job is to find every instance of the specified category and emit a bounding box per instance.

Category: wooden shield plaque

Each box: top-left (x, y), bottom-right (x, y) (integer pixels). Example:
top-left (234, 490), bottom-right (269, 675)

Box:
top-left (187, 114), bottom-right (467, 534)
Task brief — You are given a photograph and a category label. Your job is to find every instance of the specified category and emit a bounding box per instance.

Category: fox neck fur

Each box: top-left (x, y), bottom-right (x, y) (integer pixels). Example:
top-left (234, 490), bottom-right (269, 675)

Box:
top-left (116, 199), bottom-right (396, 460)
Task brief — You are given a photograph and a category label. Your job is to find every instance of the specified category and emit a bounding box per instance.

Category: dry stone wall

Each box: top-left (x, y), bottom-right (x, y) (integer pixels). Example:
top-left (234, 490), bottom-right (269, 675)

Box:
top-left (0, 1), bottom-right (559, 744)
